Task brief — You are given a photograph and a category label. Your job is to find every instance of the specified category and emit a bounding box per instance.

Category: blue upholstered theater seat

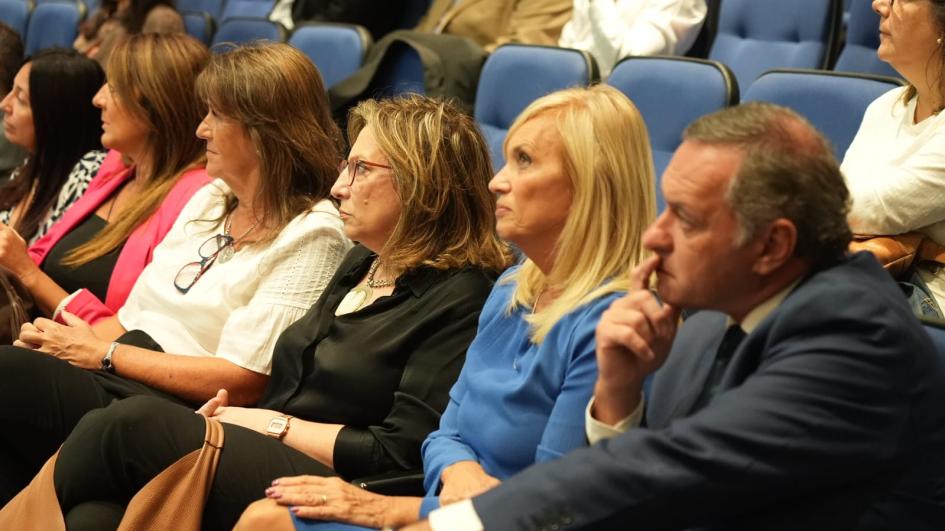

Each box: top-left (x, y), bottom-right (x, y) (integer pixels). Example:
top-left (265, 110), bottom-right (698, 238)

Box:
top-left (182, 10), bottom-right (215, 45)
top-left (177, 0), bottom-right (224, 21)
top-left (289, 23), bottom-right (372, 88)
top-left (474, 44), bottom-right (599, 170)
top-left (365, 41), bottom-right (426, 99)
top-left (709, 0), bottom-right (842, 90)
top-left (25, 1), bottom-right (85, 55)
top-left (220, 0), bottom-right (275, 23)
top-left (743, 68), bottom-right (903, 160)
top-left (0, 1), bottom-right (29, 37)
top-left (211, 17), bottom-right (286, 47)
top-left (606, 55), bottom-right (737, 211)
top-left (834, 0), bottom-right (900, 78)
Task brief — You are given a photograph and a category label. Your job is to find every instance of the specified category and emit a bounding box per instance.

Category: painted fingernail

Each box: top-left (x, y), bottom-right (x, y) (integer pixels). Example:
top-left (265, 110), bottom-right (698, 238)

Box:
top-left (265, 487), bottom-right (274, 496)
top-left (271, 479), bottom-right (280, 486)
top-left (290, 506), bottom-right (299, 514)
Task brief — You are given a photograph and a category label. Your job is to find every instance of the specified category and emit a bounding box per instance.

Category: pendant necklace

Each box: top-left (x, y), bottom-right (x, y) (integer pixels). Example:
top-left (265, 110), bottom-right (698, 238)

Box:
top-left (219, 212), bottom-right (257, 264)
top-left (335, 258), bottom-right (395, 316)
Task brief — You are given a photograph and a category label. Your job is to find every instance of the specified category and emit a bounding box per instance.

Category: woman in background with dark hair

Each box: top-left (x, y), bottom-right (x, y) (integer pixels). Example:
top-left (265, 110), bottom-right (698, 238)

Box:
top-left (75, 0), bottom-right (184, 66)
top-left (0, 22), bottom-right (24, 177)
top-left (0, 49), bottom-right (106, 244)
top-left (0, 34), bottom-right (210, 325)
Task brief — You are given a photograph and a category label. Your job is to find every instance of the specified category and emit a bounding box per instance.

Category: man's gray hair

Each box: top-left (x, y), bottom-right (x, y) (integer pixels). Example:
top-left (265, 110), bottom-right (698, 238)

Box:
top-left (684, 102), bottom-right (852, 268)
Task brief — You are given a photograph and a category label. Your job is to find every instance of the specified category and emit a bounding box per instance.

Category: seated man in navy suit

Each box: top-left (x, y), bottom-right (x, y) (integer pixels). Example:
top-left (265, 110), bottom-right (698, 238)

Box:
top-left (405, 102), bottom-right (945, 530)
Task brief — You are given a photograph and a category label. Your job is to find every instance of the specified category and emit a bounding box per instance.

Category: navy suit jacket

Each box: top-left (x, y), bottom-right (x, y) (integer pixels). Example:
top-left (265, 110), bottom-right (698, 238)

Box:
top-left (472, 253), bottom-right (945, 530)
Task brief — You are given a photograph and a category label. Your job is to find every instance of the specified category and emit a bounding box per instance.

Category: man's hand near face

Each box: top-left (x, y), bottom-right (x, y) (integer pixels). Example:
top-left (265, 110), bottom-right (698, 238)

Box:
top-left (592, 255), bottom-right (681, 425)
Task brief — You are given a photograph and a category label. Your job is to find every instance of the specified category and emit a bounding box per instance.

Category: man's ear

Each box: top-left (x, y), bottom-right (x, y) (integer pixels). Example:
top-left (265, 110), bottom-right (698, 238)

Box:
top-left (753, 218), bottom-right (797, 276)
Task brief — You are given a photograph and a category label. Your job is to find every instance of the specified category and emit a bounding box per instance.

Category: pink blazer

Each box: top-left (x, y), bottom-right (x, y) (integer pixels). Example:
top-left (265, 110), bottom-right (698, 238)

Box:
top-left (29, 149), bottom-right (211, 324)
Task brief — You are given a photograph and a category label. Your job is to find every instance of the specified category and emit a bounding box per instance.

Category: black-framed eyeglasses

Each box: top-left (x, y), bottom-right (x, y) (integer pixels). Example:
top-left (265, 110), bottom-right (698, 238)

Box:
top-left (337, 158), bottom-right (392, 187)
top-left (173, 234), bottom-right (234, 294)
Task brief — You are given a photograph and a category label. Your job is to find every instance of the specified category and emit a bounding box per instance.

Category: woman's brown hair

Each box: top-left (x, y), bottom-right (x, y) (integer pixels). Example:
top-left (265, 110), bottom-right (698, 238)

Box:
top-left (195, 42), bottom-right (343, 242)
top-left (347, 95), bottom-right (511, 273)
top-left (63, 33), bottom-right (209, 267)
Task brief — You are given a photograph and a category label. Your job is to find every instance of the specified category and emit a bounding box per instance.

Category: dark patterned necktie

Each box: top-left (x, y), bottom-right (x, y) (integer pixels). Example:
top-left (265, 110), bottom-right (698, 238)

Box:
top-left (695, 324), bottom-right (746, 409)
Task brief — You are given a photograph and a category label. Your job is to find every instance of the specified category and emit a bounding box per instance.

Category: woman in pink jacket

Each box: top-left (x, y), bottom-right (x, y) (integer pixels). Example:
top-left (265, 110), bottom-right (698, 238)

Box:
top-left (0, 33), bottom-right (210, 325)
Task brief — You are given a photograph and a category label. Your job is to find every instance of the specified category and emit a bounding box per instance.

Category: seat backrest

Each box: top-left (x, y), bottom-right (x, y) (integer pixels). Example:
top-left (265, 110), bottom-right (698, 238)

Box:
top-left (710, 0), bottom-right (841, 89)
top-left (25, 2), bottom-right (85, 55)
top-left (0, 1), bottom-right (29, 37)
top-left (289, 23), bottom-right (372, 88)
top-left (607, 56), bottom-right (737, 212)
top-left (834, 0), bottom-right (900, 78)
top-left (182, 10), bottom-right (215, 45)
top-left (743, 68), bottom-right (903, 159)
top-left (177, 0), bottom-right (225, 21)
top-left (366, 41), bottom-right (426, 99)
top-left (211, 17), bottom-right (286, 47)
top-left (220, 0), bottom-right (275, 22)
top-left (474, 44), bottom-right (599, 169)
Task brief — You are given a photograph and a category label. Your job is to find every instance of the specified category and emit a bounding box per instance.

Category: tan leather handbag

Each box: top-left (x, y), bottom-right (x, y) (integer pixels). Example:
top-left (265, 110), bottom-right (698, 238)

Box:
top-left (850, 233), bottom-right (945, 279)
top-left (0, 270), bottom-right (32, 344)
top-left (0, 416), bottom-right (225, 530)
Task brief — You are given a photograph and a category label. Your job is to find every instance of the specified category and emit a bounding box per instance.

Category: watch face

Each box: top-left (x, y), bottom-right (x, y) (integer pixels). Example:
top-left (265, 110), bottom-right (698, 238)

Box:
top-left (267, 417), bottom-right (288, 436)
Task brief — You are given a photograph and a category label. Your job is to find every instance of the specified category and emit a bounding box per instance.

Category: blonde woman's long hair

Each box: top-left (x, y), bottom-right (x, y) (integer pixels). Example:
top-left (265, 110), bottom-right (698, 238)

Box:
top-left (62, 34), bottom-right (209, 267)
top-left (506, 84), bottom-right (656, 344)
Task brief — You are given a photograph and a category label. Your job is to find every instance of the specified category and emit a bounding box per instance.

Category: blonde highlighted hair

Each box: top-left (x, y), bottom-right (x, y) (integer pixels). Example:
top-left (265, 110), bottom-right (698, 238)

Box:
top-left (347, 95), bottom-right (511, 273)
top-left (63, 33), bottom-right (209, 267)
top-left (505, 84), bottom-right (656, 343)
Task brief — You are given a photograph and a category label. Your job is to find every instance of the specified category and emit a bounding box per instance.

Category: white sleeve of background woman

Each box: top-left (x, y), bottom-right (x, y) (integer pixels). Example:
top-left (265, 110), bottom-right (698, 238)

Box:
top-left (842, 87), bottom-right (945, 237)
top-left (559, 0), bottom-right (707, 73)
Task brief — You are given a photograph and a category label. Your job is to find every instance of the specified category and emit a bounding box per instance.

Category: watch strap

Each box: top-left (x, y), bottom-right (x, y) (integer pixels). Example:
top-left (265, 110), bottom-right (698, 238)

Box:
top-left (101, 341), bottom-right (119, 373)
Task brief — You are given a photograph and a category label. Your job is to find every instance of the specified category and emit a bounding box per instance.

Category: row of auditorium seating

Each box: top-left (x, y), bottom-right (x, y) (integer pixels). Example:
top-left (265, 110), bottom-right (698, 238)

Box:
top-left (707, 0), bottom-right (898, 88)
top-left (0, 0), bottom-right (87, 55)
top-left (1, 0), bottom-right (898, 82)
top-left (0, 0), bottom-right (905, 211)
top-left (0, 0), bottom-right (429, 55)
top-left (468, 44), bottom-right (902, 211)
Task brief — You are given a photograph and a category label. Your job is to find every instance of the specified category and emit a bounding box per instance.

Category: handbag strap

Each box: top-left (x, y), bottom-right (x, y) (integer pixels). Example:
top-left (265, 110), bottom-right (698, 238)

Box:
top-left (118, 416), bottom-right (226, 531)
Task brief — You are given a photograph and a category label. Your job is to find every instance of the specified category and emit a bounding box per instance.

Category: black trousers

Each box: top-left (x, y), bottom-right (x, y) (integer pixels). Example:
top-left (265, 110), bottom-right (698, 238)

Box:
top-left (54, 395), bottom-right (335, 531)
top-left (0, 343), bottom-right (188, 505)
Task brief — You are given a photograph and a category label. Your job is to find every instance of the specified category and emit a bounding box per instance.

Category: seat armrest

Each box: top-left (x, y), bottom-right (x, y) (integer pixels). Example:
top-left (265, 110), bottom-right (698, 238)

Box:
top-left (351, 470), bottom-right (426, 496)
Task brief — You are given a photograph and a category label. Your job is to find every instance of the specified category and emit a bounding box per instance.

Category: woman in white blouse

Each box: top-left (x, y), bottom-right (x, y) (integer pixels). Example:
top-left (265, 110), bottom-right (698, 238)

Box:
top-left (841, 0), bottom-right (945, 313)
top-left (559, 0), bottom-right (707, 76)
top-left (0, 42), bottom-right (350, 503)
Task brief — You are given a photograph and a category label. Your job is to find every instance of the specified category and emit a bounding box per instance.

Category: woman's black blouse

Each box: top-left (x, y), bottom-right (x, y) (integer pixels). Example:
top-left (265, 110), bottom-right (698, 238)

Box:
top-left (260, 245), bottom-right (497, 479)
top-left (41, 214), bottom-right (124, 303)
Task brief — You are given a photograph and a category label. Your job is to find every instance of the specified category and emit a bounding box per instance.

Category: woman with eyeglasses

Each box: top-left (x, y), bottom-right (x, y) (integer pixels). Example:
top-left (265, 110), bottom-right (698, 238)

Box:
top-left (21, 94), bottom-right (511, 530)
top-left (0, 42), bottom-right (349, 505)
